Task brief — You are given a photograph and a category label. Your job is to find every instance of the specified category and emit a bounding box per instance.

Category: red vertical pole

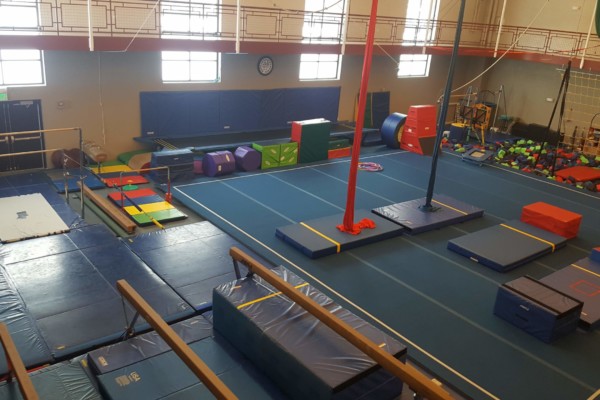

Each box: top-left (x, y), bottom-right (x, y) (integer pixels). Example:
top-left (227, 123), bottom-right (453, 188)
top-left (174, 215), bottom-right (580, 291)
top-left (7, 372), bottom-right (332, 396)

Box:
top-left (340, 0), bottom-right (379, 234)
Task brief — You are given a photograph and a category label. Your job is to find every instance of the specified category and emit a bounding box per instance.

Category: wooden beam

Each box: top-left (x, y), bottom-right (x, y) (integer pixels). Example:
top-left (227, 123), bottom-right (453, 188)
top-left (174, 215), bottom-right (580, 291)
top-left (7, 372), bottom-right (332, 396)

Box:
top-left (116, 280), bottom-right (238, 400)
top-left (229, 246), bottom-right (453, 400)
top-left (78, 182), bottom-right (136, 234)
top-left (0, 323), bottom-right (39, 400)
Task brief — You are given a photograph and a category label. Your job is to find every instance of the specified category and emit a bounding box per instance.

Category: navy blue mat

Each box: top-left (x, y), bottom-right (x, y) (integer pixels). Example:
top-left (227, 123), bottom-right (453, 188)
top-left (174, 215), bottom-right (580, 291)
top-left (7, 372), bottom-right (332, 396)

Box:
top-left (126, 222), bottom-right (271, 311)
top-left (0, 357), bottom-right (102, 399)
top-left (170, 150), bottom-right (600, 400)
top-left (53, 171), bottom-right (105, 193)
top-left (447, 219), bottom-right (568, 272)
top-left (96, 333), bottom-right (286, 400)
top-left (1, 224), bottom-right (194, 361)
top-left (541, 257), bottom-right (600, 330)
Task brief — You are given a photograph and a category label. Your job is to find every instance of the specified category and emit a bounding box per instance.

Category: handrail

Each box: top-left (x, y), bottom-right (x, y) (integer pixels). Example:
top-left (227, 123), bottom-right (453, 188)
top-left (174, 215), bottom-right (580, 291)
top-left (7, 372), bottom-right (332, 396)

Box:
top-left (0, 323), bottom-right (39, 400)
top-left (116, 280), bottom-right (238, 400)
top-left (228, 246), bottom-right (453, 400)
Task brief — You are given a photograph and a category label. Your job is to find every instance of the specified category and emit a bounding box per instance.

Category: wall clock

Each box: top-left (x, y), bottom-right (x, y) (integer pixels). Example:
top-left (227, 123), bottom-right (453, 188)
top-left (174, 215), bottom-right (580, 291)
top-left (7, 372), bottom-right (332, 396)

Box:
top-left (257, 56), bottom-right (274, 76)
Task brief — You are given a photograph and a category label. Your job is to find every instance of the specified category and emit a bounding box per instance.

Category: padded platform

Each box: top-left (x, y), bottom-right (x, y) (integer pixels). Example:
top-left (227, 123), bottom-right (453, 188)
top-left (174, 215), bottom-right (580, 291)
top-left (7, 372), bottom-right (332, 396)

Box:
top-left (372, 194), bottom-right (484, 234)
top-left (555, 166), bottom-right (600, 182)
top-left (494, 276), bottom-right (583, 343)
top-left (541, 257), bottom-right (600, 330)
top-left (96, 334), bottom-right (286, 400)
top-left (108, 188), bottom-right (187, 227)
top-left (275, 209), bottom-right (404, 258)
top-left (1, 224), bottom-right (194, 360)
top-left (213, 266), bottom-right (407, 400)
top-left (447, 220), bottom-right (568, 272)
top-left (126, 222), bottom-right (267, 311)
top-left (53, 171), bottom-right (105, 193)
top-left (0, 357), bottom-right (102, 399)
top-left (88, 315), bottom-right (213, 375)
top-left (0, 193), bottom-right (70, 243)
top-left (521, 202), bottom-right (582, 239)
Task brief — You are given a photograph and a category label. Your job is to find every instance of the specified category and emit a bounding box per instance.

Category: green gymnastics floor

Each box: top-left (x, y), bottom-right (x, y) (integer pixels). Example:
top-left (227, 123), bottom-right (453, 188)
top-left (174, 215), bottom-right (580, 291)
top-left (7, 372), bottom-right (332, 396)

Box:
top-left (172, 149), bottom-right (600, 400)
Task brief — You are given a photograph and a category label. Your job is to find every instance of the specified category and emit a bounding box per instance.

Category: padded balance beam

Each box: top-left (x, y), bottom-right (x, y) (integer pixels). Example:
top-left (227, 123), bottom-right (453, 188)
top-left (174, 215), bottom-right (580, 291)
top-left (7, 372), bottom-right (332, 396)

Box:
top-left (229, 247), bottom-right (453, 400)
top-left (116, 280), bottom-right (237, 400)
top-left (79, 183), bottom-right (136, 234)
top-left (0, 323), bottom-right (38, 400)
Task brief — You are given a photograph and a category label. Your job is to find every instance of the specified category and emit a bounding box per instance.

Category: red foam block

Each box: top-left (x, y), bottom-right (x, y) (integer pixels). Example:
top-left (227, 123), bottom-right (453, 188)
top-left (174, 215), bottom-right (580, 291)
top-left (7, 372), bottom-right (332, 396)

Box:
top-left (555, 166), bottom-right (600, 182)
top-left (103, 175), bottom-right (148, 187)
top-left (521, 202), bottom-right (582, 239)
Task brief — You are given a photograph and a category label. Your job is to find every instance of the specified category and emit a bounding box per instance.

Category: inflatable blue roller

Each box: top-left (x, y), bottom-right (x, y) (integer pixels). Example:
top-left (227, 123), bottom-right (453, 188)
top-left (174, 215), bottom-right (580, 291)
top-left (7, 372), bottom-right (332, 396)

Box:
top-left (381, 113), bottom-right (407, 148)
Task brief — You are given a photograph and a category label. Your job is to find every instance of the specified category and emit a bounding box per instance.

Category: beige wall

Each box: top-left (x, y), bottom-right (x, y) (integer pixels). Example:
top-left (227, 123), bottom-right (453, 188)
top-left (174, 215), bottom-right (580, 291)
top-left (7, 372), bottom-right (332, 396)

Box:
top-left (5, 49), bottom-right (480, 160)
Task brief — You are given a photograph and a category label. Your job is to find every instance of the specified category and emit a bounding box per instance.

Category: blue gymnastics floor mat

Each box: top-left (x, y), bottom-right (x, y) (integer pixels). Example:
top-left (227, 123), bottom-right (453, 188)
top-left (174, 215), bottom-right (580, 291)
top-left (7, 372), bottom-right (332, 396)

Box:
top-left (126, 222), bottom-right (271, 311)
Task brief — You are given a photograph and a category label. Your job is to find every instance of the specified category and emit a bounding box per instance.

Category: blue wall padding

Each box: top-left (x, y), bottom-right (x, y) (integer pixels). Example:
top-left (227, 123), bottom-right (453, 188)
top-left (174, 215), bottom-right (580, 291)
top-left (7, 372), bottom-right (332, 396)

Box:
top-left (259, 89), bottom-right (287, 128)
top-left (372, 91), bottom-right (391, 129)
top-left (494, 276), bottom-right (582, 343)
top-left (220, 90), bottom-right (261, 131)
top-left (140, 87), bottom-right (341, 138)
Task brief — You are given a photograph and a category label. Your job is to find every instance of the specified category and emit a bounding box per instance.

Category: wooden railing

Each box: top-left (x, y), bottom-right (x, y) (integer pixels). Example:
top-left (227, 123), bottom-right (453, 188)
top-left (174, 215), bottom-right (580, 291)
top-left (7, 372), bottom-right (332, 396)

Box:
top-left (0, 1), bottom-right (599, 63)
top-left (0, 323), bottom-right (39, 400)
top-left (229, 246), bottom-right (453, 400)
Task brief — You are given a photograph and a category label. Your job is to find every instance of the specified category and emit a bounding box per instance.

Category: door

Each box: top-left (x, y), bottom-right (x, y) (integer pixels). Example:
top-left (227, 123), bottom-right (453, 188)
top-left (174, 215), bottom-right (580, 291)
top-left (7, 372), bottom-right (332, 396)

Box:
top-left (0, 100), bottom-right (45, 172)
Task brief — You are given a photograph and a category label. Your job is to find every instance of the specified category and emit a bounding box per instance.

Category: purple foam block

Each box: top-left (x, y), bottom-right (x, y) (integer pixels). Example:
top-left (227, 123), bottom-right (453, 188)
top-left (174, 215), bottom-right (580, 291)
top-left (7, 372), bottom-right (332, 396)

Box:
top-left (202, 151), bottom-right (236, 177)
top-left (234, 146), bottom-right (261, 172)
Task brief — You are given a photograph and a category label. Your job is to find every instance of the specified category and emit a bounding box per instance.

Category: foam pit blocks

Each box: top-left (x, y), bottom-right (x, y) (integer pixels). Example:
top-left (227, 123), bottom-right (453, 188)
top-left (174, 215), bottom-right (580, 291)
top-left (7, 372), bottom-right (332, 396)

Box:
top-left (521, 202), bottom-right (582, 239)
top-left (202, 151), bottom-right (236, 177)
top-left (494, 276), bottom-right (583, 342)
top-left (234, 146), bottom-right (261, 172)
top-left (213, 267), bottom-right (407, 400)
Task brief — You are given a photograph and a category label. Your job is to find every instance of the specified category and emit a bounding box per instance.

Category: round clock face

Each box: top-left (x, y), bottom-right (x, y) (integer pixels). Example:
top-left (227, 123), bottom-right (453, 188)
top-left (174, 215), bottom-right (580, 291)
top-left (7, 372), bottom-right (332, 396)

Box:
top-left (258, 56), bottom-right (273, 76)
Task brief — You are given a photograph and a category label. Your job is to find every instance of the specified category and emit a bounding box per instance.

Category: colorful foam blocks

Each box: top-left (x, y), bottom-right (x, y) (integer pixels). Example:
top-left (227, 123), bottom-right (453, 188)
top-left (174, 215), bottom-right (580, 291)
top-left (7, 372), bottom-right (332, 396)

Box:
top-left (234, 146), bottom-right (261, 172)
top-left (252, 141), bottom-right (298, 169)
top-left (213, 266), bottom-right (407, 400)
top-left (494, 276), bottom-right (583, 343)
top-left (521, 202), bottom-right (582, 239)
top-left (328, 147), bottom-right (351, 159)
top-left (291, 119), bottom-right (331, 163)
top-left (202, 151), bottom-right (236, 177)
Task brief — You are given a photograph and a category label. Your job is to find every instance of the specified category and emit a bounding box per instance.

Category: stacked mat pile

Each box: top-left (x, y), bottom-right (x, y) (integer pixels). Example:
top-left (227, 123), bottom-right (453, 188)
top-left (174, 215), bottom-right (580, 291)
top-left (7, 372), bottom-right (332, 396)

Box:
top-left (92, 162), bottom-right (149, 187)
top-left (108, 188), bottom-right (187, 226)
top-left (150, 148), bottom-right (194, 182)
top-left (89, 315), bottom-right (286, 399)
top-left (213, 266), bottom-right (407, 400)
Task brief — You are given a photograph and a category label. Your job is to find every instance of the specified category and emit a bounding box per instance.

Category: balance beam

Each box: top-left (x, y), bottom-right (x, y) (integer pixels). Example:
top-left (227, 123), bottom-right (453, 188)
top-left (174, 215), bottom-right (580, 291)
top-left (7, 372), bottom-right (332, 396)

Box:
top-left (116, 280), bottom-right (237, 400)
top-left (78, 183), bottom-right (136, 234)
top-left (0, 323), bottom-right (39, 400)
top-left (229, 247), bottom-right (453, 400)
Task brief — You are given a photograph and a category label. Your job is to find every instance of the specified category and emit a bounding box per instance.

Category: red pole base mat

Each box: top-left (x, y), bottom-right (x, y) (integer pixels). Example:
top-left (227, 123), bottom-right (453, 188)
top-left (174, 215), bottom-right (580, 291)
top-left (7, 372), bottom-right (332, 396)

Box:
top-left (337, 218), bottom-right (377, 235)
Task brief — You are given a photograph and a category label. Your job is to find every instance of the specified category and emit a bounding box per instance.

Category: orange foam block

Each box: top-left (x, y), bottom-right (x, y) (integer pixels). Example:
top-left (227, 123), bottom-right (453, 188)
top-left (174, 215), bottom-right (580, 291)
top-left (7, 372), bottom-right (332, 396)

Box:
top-left (521, 202), bottom-right (582, 239)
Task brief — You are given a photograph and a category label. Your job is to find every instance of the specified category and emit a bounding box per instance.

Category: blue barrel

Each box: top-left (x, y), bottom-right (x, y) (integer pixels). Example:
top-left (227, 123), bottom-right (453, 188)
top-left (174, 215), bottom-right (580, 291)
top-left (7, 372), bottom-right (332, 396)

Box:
top-left (381, 113), bottom-right (407, 148)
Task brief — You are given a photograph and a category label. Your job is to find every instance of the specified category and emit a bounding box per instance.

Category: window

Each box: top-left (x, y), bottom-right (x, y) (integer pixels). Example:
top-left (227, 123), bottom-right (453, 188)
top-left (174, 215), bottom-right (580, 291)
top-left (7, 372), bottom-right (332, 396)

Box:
top-left (0, 0), bottom-right (39, 32)
top-left (398, 0), bottom-right (439, 78)
top-left (161, 51), bottom-right (220, 83)
top-left (299, 54), bottom-right (341, 81)
top-left (300, 1), bottom-right (345, 81)
top-left (0, 49), bottom-right (45, 86)
top-left (397, 54), bottom-right (431, 78)
top-left (302, 0), bottom-right (345, 44)
top-left (160, 0), bottom-right (220, 39)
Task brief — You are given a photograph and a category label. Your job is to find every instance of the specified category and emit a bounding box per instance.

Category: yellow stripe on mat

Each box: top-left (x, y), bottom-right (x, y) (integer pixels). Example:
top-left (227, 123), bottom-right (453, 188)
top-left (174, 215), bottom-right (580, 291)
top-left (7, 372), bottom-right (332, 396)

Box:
top-left (571, 264), bottom-right (600, 279)
top-left (237, 283), bottom-right (309, 309)
top-left (300, 222), bottom-right (341, 253)
top-left (500, 223), bottom-right (556, 252)
top-left (431, 199), bottom-right (468, 215)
